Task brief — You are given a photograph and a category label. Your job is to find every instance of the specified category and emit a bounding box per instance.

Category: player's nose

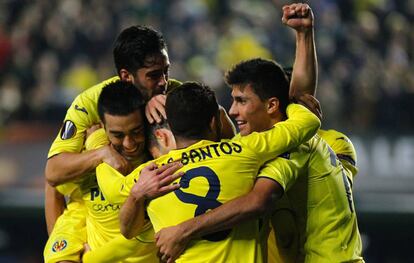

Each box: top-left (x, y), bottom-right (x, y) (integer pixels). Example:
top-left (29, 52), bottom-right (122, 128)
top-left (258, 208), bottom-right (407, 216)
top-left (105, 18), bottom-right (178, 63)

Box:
top-left (229, 102), bottom-right (238, 117)
top-left (123, 135), bottom-right (136, 150)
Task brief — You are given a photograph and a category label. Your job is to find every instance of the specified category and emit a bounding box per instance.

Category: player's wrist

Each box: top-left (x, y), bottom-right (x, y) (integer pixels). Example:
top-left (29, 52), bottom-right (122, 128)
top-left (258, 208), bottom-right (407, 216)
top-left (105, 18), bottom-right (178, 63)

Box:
top-left (295, 28), bottom-right (314, 39)
top-left (130, 187), bottom-right (147, 202)
top-left (179, 219), bottom-right (199, 240)
top-left (95, 146), bottom-right (111, 165)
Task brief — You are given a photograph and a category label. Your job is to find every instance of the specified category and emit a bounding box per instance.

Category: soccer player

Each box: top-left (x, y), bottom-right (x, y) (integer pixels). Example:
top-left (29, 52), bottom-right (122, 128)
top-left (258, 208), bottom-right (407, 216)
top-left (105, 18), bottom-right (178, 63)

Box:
top-left (43, 25), bottom-right (175, 263)
top-left (267, 129), bottom-right (359, 263)
top-left (153, 4), bottom-right (364, 263)
top-left (45, 81), bottom-right (163, 262)
top-left (266, 5), bottom-right (361, 262)
top-left (43, 25), bottom-right (235, 262)
top-left (153, 62), bottom-right (363, 263)
top-left (107, 81), bottom-right (320, 262)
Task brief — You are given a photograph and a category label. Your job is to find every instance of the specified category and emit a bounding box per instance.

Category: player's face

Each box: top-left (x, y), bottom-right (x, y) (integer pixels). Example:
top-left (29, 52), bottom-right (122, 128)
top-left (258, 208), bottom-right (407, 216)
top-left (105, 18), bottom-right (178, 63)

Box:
top-left (103, 111), bottom-right (146, 160)
top-left (229, 84), bottom-right (273, 136)
top-left (133, 49), bottom-right (170, 99)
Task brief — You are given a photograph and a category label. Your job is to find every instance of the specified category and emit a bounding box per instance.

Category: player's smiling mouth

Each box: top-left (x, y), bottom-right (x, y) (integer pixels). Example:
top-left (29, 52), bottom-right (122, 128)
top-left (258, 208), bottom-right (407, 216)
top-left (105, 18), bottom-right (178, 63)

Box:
top-left (236, 120), bottom-right (247, 129)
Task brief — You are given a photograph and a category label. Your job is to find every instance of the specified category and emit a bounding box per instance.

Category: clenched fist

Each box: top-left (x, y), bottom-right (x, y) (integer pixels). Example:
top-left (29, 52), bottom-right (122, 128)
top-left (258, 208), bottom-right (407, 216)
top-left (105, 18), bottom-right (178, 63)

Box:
top-left (282, 3), bottom-right (314, 33)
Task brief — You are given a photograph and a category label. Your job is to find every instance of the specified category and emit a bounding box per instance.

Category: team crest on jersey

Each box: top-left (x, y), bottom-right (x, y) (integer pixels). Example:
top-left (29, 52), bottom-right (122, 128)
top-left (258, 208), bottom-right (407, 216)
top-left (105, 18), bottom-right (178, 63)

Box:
top-left (52, 239), bottom-right (67, 252)
top-left (60, 120), bottom-right (77, 140)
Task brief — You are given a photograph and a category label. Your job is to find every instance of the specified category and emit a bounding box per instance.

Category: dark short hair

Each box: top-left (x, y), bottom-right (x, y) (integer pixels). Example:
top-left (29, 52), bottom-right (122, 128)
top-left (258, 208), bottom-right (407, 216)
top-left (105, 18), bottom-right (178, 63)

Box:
top-left (113, 25), bottom-right (166, 75)
top-left (166, 82), bottom-right (219, 140)
top-left (98, 80), bottom-right (145, 123)
top-left (225, 58), bottom-right (290, 114)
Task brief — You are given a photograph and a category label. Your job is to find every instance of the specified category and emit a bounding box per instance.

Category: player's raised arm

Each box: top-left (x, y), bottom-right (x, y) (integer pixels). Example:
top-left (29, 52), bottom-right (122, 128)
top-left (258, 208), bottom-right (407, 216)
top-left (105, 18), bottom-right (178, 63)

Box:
top-left (282, 3), bottom-right (318, 99)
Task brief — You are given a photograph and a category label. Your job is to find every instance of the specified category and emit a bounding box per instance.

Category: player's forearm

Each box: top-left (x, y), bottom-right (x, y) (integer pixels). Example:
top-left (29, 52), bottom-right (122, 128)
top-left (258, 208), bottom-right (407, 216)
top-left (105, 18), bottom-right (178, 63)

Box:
top-left (44, 182), bottom-right (65, 235)
top-left (219, 106), bottom-right (236, 139)
top-left (290, 30), bottom-right (317, 99)
top-left (83, 236), bottom-right (133, 263)
top-left (119, 194), bottom-right (147, 239)
top-left (45, 150), bottom-right (103, 186)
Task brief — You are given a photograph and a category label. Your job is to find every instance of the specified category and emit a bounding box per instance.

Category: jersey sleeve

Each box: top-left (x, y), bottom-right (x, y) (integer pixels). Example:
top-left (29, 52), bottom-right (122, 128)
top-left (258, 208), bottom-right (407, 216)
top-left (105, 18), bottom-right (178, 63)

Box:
top-left (84, 128), bottom-right (109, 151)
top-left (166, 79), bottom-right (182, 93)
top-left (96, 162), bottom-right (147, 204)
top-left (82, 235), bottom-right (145, 263)
top-left (318, 129), bottom-right (358, 182)
top-left (47, 76), bottom-right (119, 158)
top-left (48, 93), bottom-right (97, 158)
top-left (95, 163), bottom-right (130, 204)
top-left (237, 103), bottom-right (320, 163)
top-left (257, 157), bottom-right (300, 192)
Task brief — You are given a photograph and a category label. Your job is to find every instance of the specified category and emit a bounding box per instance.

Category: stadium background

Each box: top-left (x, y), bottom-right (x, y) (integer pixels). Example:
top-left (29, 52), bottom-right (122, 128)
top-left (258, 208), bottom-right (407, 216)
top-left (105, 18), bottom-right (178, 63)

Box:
top-left (0, 0), bottom-right (413, 262)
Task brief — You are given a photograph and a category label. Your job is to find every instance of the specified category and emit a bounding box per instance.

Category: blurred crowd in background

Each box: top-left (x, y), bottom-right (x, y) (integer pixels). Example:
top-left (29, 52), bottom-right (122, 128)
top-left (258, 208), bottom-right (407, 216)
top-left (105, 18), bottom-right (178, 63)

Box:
top-left (0, 0), bottom-right (413, 134)
top-left (1, 1), bottom-right (414, 262)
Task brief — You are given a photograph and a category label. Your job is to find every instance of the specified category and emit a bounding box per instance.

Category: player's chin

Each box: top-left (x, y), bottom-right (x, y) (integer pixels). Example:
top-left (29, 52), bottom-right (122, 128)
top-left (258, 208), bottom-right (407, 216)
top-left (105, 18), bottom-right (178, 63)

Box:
top-left (238, 125), bottom-right (249, 136)
top-left (123, 150), bottom-right (140, 159)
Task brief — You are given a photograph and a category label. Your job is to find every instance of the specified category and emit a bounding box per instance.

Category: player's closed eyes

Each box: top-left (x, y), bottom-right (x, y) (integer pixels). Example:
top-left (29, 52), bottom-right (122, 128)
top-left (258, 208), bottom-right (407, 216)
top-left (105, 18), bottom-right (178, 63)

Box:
top-left (147, 68), bottom-right (169, 81)
top-left (113, 134), bottom-right (124, 139)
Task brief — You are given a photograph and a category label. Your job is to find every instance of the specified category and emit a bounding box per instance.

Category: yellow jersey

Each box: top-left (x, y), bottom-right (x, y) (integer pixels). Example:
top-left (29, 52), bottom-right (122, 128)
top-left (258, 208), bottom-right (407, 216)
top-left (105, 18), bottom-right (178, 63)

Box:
top-left (44, 128), bottom-right (111, 263)
top-left (97, 104), bottom-right (320, 263)
top-left (48, 76), bottom-right (181, 158)
top-left (261, 133), bottom-right (363, 263)
top-left (78, 128), bottom-right (157, 262)
top-left (318, 129), bottom-right (358, 184)
top-left (47, 77), bottom-right (179, 262)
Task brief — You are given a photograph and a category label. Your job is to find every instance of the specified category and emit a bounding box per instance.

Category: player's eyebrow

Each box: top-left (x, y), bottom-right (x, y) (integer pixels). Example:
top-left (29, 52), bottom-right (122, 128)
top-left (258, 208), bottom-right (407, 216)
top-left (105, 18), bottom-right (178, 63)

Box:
top-left (108, 130), bottom-right (124, 135)
top-left (109, 124), bottom-right (144, 135)
top-left (131, 124), bottom-right (144, 132)
top-left (146, 65), bottom-right (169, 78)
top-left (233, 95), bottom-right (248, 102)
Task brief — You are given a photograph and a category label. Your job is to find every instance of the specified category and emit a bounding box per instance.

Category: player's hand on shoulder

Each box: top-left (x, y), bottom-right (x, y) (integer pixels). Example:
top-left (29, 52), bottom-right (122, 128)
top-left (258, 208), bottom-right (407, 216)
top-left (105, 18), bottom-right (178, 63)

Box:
top-left (156, 225), bottom-right (189, 263)
top-left (86, 123), bottom-right (102, 138)
top-left (99, 145), bottom-right (132, 175)
top-left (131, 162), bottom-right (183, 200)
top-left (296, 94), bottom-right (322, 120)
top-left (146, 94), bottom-right (167, 124)
top-left (281, 2), bottom-right (314, 32)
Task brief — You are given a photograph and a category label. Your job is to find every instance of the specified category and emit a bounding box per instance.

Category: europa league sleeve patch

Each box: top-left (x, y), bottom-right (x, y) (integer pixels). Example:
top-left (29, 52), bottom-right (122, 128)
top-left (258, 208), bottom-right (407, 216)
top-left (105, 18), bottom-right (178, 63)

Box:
top-left (60, 120), bottom-right (77, 140)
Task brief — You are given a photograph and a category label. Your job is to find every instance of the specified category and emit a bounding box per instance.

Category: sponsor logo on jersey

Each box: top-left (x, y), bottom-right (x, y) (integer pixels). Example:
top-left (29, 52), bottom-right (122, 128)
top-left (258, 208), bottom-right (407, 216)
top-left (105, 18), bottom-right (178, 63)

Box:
top-left (52, 240), bottom-right (67, 252)
top-left (60, 120), bottom-right (77, 140)
top-left (74, 105), bottom-right (88, 115)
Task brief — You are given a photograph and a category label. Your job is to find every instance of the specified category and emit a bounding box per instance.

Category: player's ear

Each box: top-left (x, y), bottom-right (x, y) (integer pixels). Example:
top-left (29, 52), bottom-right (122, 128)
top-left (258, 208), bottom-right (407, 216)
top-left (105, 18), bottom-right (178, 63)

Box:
top-left (156, 128), bottom-right (176, 151)
top-left (119, 69), bottom-right (133, 82)
top-left (154, 128), bottom-right (177, 154)
top-left (154, 129), bottom-right (167, 148)
top-left (267, 97), bottom-right (280, 115)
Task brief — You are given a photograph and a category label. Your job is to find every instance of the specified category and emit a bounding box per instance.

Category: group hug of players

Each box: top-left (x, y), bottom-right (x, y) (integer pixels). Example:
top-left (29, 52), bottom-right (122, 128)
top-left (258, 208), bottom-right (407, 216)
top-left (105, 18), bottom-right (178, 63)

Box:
top-left (43, 3), bottom-right (364, 263)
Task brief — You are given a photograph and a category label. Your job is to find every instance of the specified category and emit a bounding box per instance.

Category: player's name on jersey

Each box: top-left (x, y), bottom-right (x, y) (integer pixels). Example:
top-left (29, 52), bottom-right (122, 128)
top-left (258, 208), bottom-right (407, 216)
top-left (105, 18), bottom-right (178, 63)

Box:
top-left (165, 141), bottom-right (243, 165)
